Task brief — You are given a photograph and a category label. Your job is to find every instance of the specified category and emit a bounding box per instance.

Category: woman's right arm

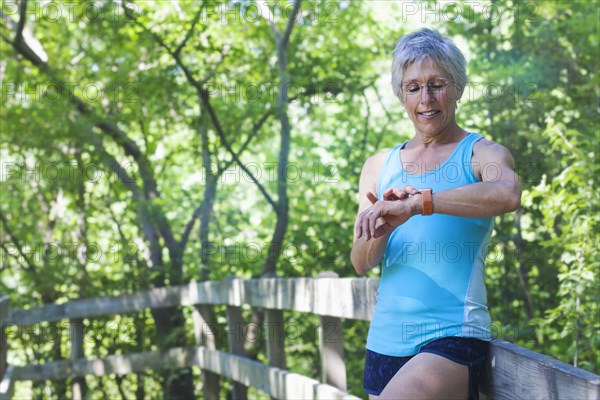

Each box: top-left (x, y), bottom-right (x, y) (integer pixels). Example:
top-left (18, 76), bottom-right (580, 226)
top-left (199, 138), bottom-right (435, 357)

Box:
top-left (350, 153), bottom-right (391, 276)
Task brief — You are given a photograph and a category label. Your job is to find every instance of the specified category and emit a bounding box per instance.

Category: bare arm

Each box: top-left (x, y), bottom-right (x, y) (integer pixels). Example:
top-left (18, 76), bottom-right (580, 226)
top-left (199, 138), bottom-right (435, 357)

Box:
top-left (426, 140), bottom-right (521, 217)
top-left (350, 153), bottom-right (422, 276)
top-left (351, 140), bottom-right (521, 275)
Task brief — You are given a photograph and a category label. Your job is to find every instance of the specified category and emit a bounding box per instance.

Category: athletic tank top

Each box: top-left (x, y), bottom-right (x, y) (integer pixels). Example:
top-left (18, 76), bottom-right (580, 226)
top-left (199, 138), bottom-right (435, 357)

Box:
top-left (366, 132), bottom-right (493, 356)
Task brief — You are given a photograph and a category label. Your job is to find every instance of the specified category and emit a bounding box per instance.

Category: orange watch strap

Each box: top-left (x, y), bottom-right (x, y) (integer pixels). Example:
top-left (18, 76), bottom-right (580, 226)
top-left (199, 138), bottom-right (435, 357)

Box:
top-left (419, 189), bottom-right (433, 215)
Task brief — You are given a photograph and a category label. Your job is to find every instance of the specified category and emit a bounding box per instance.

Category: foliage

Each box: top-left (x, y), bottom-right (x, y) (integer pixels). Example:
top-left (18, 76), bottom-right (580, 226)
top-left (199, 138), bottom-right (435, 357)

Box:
top-left (0, 0), bottom-right (597, 398)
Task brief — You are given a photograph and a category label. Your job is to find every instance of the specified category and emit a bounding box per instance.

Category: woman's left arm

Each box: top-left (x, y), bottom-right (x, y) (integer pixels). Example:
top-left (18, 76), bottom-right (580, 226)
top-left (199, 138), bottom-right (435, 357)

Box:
top-left (426, 140), bottom-right (521, 217)
top-left (361, 140), bottom-right (521, 239)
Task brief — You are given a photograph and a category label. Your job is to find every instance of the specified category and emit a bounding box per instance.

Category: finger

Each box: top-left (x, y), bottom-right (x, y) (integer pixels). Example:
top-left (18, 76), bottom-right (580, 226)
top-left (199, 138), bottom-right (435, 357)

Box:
top-left (368, 208), bottom-right (378, 240)
top-left (363, 211), bottom-right (372, 241)
top-left (404, 185), bottom-right (418, 195)
top-left (391, 187), bottom-right (409, 199)
top-left (366, 191), bottom-right (378, 204)
top-left (355, 210), bottom-right (365, 238)
top-left (373, 222), bottom-right (393, 238)
top-left (382, 188), bottom-right (397, 201)
top-left (355, 216), bottom-right (362, 239)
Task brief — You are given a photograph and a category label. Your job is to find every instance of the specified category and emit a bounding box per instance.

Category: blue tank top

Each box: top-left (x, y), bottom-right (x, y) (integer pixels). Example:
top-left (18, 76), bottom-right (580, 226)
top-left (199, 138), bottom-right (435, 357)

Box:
top-left (366, 132), bottom-right (493, 356)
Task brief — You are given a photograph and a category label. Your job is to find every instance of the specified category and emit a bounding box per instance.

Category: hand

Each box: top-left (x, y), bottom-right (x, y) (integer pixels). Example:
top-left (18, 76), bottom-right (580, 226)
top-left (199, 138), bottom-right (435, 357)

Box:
top-left (380, 186), bottom-right (419, 201)
top-left (356, 188), bottom-right (419, 241)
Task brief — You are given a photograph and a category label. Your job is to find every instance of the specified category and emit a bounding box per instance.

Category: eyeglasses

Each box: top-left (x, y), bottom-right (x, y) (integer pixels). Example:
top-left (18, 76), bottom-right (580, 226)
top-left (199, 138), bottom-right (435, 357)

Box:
top-left (401, 79), bottom-right (454, 95)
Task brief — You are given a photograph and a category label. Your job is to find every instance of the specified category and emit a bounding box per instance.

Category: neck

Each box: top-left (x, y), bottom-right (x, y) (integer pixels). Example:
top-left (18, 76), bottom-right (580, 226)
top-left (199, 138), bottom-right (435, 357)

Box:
top-left (417, 123), bottom-right (465, 146)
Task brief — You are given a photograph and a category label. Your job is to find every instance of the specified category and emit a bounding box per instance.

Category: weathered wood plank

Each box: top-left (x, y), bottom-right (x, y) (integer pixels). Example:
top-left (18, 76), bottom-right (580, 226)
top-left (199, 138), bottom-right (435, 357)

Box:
top-left (12, 347), bottom-right (360, 400)
top-left (9, 281), bottom-right (227, 325)
top-left (226, 303), bottom-right (247, 400)
top-left (482, 339), bottom-right (600, 400)
top-left (317, 272), bottom-right (347, 392)
top-left (9, 278), bottom-right (378, 326)
top-left (0, 297), bottom-right (10, 381)
top-left (0, 298), bottom-right (9, 326)
top-left (319, 315), bottom-right (346, 391)
top-left (193, 304), bottom-right (220, 400)
top-left (0, 365), bottom-right (14, 400)
top-left (70, 319), bottom-right (87, 400)
top-left (265, 308), bottom-right (286, 370)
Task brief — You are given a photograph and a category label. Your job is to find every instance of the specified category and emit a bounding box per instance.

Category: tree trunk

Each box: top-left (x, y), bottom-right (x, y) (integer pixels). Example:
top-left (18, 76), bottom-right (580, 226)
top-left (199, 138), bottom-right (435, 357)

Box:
top-left (261, 0), bottom-right (302, 276)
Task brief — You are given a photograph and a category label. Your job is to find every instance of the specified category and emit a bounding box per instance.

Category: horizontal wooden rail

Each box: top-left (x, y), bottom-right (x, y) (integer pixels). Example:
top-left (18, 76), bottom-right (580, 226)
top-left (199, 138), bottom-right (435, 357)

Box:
top-left (13, 346), bottom-right (359, 400)
top-left (8, 277), bottom-right (379, 326)
top-left (481, 339), bottom-right (600, 400)
top-left (3, 278), bottom-right (600, 400)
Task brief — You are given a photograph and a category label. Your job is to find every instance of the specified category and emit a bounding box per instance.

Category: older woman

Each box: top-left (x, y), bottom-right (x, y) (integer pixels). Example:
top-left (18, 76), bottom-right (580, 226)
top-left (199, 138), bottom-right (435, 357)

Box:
top-left (351, 29), bottom-right (521, 400)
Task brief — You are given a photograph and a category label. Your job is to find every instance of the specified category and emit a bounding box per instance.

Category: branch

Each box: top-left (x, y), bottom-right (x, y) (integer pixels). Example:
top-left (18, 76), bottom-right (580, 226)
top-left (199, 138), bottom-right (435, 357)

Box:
top-left (219, 109), bottom-right (272, 173)
top-left (1, 242), bottom-right (28, 272)
top-left (0, 211), bottom-right (37, 272)
top-left (1, 0), bottom-right (48, 65)
top-left (207, 96), bottom-right (278, 211)
top-left (122, 5), bottom-right (278, 212)
top-left (89, 136), bottom-right (144, 198)
top-left (174, 5), bottom-right (203, 58)
top-left (280, 0), bottom-right (302, 49)
top-left (180, 109), bottom-right (274, 247)
top-left (122, 0), bottom-right (178, 59)
top-left (179, 205), bottom-right (202, 248)
top-left (4, 7), bottom-right (157, 201)
top-left (16, 0), bottom-right (26, 41)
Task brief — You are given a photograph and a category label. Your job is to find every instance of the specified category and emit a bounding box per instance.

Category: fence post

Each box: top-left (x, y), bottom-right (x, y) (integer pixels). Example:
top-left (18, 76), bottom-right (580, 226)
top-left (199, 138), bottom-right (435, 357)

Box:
top-left (193, 304), bottom-right (220, 400)
top-left (317, 272), bottom-right (347, 391)
top-left (0, 297), bottom-right (10, 381)
top-left (226, 278), bottom-right (247, 400)
top-left (263, 273), bottom-right (286, 372)
top-left (70, 318), bottom-right (87, 400)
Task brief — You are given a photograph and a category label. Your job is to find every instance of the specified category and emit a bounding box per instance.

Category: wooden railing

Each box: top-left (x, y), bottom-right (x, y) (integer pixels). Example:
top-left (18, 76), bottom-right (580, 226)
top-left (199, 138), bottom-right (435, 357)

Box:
top-left (1, 275), bottom-right (599, 400)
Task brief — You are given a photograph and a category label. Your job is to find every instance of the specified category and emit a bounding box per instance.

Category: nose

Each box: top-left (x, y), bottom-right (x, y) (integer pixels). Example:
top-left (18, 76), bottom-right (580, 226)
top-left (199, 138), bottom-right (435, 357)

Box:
top-left (420, 87), bottom-right (435, 104)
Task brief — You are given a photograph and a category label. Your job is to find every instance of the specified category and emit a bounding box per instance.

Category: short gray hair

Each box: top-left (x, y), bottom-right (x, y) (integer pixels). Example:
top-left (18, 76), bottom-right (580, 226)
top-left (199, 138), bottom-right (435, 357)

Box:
top-left (391, 28), bottom-right (467, 100)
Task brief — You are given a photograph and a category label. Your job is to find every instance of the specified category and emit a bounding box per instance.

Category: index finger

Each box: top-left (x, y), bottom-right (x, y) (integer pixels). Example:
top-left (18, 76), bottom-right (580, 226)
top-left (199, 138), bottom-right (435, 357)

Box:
top-left (366, 191), bottom-right (378, 204)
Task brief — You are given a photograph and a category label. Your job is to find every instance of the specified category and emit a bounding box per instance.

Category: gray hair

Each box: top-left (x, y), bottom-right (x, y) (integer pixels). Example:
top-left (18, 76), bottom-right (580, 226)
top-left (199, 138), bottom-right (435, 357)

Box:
top-left (391, 28), bottom-right (467, 100)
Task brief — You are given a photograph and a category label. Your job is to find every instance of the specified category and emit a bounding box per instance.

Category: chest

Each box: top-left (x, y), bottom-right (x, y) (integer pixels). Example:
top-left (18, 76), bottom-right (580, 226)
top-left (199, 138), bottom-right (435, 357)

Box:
top-left (399, 145), bottom-right (457, 176)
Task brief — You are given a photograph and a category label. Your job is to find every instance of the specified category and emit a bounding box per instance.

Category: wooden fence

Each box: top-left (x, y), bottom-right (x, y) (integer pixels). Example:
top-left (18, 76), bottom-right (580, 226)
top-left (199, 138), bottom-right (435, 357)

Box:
top-left (1, 275), bottom-right (599, 400)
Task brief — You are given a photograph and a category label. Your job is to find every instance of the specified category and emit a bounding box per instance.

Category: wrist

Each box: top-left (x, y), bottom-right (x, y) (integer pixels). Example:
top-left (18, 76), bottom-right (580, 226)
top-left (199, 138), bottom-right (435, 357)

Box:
top-left (409, 193), bottom-right (423, 216)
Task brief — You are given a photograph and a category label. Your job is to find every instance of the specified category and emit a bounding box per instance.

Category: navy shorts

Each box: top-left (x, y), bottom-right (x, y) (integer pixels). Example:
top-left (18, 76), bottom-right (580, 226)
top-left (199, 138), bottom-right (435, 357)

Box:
top-left (364, 337), bottom-right (488, 400)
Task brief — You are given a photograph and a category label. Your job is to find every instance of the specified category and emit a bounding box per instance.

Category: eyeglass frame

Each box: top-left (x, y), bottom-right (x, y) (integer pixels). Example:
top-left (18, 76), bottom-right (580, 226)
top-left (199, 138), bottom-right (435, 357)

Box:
top-left (399, 78), bottom-right (455, 96)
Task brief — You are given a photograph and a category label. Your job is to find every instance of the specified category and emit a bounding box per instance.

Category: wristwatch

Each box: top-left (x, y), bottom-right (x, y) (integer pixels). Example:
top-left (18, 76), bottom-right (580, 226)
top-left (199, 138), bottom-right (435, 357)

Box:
top-left (418, 189), bottom-right (433, 215)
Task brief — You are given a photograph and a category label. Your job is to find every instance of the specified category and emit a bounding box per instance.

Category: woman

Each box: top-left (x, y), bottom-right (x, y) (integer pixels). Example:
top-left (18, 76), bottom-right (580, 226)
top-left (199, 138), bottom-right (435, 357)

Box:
top-left (350, 28), bottom-right (521, 400)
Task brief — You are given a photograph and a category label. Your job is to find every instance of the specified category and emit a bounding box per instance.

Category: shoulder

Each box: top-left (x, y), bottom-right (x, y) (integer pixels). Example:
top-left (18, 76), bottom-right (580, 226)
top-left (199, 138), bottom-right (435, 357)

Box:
top-left (362, 151), bottom-right (390, 173)
top-left (473, 137), bottom-right (515, 166)
top-left (358, 150), bottom-right (392, 192)
top-left (472, 137), bottom-right (517, 181)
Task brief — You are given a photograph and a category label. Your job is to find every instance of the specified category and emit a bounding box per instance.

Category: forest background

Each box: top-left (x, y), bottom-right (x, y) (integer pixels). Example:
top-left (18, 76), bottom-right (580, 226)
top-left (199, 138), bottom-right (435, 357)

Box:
top-left (1, 0), bottom-right (598, 398)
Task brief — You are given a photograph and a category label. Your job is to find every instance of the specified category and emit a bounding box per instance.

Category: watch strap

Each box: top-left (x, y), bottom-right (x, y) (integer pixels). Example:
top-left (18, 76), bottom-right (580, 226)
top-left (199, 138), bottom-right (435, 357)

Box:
top-left (419, 188), bottom-right (433, 215)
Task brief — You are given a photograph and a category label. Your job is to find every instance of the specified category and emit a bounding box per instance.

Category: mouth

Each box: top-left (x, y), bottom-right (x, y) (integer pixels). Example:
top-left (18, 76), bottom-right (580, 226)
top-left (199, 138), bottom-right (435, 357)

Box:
top-left (417, 110), bottom-right (441, 117)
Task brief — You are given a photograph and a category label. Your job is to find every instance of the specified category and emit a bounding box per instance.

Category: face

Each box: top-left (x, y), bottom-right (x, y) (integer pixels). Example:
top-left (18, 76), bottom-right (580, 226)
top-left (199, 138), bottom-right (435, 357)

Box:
top-left (400, 59), bottom-right (462, 139)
